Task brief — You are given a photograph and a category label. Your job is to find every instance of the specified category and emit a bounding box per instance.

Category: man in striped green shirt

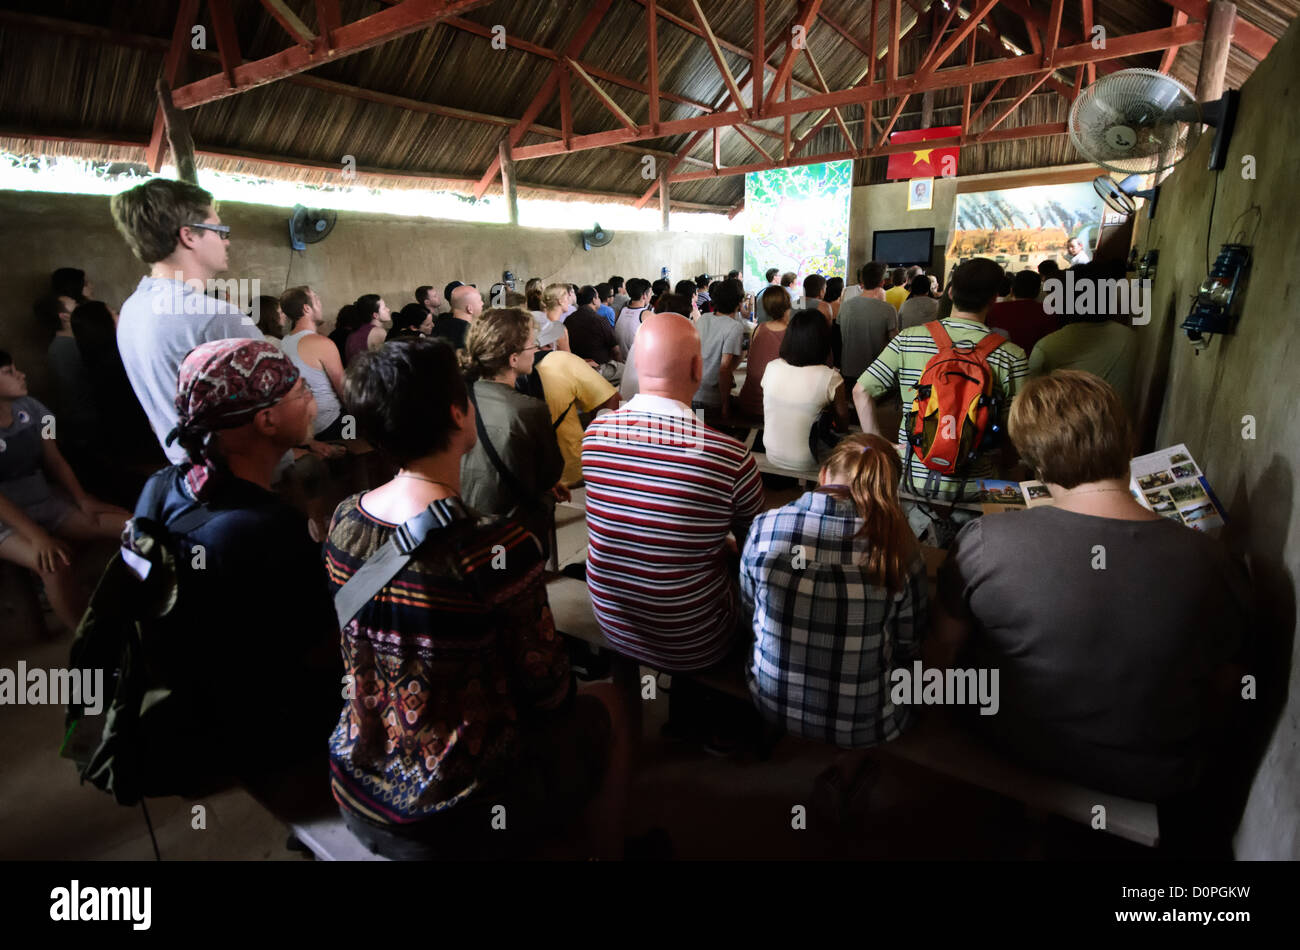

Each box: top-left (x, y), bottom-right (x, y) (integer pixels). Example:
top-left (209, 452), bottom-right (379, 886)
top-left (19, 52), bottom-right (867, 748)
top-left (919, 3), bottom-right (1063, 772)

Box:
top-left (852, 258), bottom-right (1028, 513)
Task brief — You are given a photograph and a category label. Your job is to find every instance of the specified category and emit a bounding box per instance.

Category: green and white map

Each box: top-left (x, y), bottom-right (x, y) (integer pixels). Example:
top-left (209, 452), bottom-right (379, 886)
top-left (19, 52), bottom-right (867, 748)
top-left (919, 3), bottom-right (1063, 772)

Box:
top-left (743, 160), bottom-right (852, 290)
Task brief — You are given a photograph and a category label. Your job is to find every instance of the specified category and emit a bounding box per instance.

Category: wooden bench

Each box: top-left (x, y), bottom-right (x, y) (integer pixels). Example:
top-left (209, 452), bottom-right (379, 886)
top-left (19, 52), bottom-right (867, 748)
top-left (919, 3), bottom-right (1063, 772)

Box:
top-left (545, 572), bottom-right (1161, 848)
top-left (740, 427), bottom-right (822, 487)
top-left (243, 771), bottom-right (387, 862)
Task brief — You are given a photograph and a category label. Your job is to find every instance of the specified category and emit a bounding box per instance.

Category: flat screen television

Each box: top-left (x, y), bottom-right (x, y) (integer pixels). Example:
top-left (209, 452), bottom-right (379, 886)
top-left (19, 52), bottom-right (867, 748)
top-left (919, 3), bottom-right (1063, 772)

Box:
top-left (872, 228), bottom-right (935, 267)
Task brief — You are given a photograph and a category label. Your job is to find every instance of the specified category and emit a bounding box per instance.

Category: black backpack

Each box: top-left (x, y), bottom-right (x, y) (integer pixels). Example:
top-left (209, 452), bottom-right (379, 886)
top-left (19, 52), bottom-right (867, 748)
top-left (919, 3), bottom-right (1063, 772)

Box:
top-left (61, 475), bottom-right (227, 805)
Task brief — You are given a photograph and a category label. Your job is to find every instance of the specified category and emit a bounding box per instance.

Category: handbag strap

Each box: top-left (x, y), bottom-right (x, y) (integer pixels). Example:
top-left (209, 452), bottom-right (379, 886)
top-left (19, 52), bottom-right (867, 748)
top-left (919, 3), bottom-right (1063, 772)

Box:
top-left (333, 503), bottom-right (444, 629)
top-left (467, 380), bottom-right (544, 512)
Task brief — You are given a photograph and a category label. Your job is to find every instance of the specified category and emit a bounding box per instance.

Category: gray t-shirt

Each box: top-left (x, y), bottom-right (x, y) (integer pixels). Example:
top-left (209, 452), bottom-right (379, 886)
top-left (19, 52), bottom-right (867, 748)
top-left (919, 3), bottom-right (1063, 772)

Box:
top-left (898, 295), bottom-right (939, 330)
top-left (837, 296), bottom-right (897, 382)
top-left (460, 379), bottom-right (563, 547)
top-left (693, 312), bottom-right (745, 407)
top-left (0, 397), bottom-right (53, 506)
top-left (939, 506), bottom-right (1248, 800)
top-left (117, 277), bottom-right (262, 463)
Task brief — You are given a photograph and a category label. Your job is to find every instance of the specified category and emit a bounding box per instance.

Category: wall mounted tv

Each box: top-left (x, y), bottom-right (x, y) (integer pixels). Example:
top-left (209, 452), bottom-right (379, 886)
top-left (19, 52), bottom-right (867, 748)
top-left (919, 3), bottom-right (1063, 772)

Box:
top-left (872, 228), bottom-right (935, 267)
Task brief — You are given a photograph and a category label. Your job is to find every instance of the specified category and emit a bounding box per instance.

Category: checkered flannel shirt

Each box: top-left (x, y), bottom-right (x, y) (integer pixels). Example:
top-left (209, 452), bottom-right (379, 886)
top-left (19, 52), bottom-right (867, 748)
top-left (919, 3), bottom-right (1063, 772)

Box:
top-left (740, 490), bottom-right (928, 748)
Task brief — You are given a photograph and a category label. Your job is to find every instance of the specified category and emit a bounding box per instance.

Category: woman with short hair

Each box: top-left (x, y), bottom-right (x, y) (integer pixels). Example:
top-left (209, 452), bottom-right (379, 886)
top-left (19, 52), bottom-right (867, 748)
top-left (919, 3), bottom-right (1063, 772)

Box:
top-left (759, 309), bottom-right (851, 471)
top-left (898, 275), bottom-right (939, 330)
top-left (742, 432), bottom-right (926, 747)
top-left (326, 338), bottom-right (628, 859)
top-left (459, 308), bottom-right (567, 551)
top-left (934, 370), bottom-right (1249, 800)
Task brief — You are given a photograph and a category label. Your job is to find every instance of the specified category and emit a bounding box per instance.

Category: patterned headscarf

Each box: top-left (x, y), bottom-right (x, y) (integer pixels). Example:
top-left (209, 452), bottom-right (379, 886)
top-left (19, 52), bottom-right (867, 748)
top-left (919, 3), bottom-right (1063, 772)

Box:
top-left (168, 339), bottom-right (300, 498)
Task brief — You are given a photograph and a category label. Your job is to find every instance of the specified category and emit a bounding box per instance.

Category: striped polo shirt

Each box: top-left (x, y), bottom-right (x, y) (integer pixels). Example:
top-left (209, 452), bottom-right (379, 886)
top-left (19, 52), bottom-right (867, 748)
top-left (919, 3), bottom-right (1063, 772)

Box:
top-left (858, 316), bottom-right (1028, 500)
top-left (581, 393), bottom-right (765, 671)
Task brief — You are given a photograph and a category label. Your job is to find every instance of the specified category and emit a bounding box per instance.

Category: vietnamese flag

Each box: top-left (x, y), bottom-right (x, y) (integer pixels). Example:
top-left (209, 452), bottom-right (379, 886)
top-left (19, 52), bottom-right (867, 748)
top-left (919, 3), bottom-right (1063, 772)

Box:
top-left (886, 125), bottom-right (962, 181)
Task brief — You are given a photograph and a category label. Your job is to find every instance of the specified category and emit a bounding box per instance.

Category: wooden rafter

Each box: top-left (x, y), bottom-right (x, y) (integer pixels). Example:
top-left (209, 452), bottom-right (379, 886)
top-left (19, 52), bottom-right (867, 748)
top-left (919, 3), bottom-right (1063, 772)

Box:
top-left (688, 0), bottom-right (749, 119)
top-left (258, 0), bottom-right (315, 45)
top-left (566, 58), bottom-right (639, 131)
top-left (977, 70), bottom-right (1052, 138)
top-left (763, 0), bottom-right (823, 112)
top-left (803, 43), bottom-right (854, 149)
top-left (1159, 8), bottom-right (1190, 73)
top-left (1080, 0), bottom-right (1095, 84)
top-left (734, 124), bottom-right (774, 163)
top-left (1044, 0), bottom-right (1065, 67)
top-left (470, 0), bottom-right (609, 198)
top-left (173, 0), bottom-right (490, 108)
top-left (507, 20), bottom-right (1206, 163)
top-left (314, 0), bottom-right (341, 48)
top-left (209, 0), bottom-right (243, 88)
top-left (647, 0), bottom-right (659, 129)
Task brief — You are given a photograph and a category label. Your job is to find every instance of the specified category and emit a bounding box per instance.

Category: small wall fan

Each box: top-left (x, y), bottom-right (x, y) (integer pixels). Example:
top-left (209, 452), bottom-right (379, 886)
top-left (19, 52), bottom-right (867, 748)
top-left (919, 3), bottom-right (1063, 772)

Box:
top-left (289, 205), bottom-right (337, 251)
top-left (581, 223), bottom-right (613, 251)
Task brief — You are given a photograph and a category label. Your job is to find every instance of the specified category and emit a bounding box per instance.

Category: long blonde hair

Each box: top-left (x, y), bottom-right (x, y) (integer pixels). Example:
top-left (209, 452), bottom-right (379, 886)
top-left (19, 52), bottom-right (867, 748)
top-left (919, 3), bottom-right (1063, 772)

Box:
top-left (820, 433), bottom-right (915, 592)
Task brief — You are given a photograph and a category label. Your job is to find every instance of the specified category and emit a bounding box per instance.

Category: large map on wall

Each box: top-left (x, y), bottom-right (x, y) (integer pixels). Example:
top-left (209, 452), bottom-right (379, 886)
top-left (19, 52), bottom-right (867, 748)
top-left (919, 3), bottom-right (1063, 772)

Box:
top-left (946, 181), bottom-right (1103, 276)
top-left (743, 160), bottom-right (852, 290)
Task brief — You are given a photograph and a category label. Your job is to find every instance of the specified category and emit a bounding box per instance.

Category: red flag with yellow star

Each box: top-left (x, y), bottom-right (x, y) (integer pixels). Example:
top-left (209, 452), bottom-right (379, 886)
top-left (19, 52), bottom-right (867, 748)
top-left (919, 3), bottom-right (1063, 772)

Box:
top-left (886, 125), bottom-right (961, 181)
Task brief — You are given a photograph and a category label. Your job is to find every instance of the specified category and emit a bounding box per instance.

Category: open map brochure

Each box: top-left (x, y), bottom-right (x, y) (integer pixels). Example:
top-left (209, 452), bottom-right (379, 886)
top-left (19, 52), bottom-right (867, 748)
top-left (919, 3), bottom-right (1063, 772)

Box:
top-left (965, 444), bottom-right (1227, 534)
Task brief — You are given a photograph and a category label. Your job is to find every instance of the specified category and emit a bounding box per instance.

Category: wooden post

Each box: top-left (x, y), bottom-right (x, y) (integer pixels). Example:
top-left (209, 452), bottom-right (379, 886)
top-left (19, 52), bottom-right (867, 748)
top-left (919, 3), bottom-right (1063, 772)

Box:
top-left (660, 167), bottom-right (670, 231)
top-left (920, 89), bottom-right (933, 129)
top-left (1196, 1), bottom-right (1235, 103)
top-left (498, 136), bottom-right (518, 225)
top-left (157, 77), bottom-right (198, 185)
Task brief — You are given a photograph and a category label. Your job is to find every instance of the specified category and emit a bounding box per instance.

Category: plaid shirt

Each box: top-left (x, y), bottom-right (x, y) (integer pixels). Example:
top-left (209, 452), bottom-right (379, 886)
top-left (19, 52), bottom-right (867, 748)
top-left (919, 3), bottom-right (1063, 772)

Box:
top-left (740, 490), bottom-right (928, 748)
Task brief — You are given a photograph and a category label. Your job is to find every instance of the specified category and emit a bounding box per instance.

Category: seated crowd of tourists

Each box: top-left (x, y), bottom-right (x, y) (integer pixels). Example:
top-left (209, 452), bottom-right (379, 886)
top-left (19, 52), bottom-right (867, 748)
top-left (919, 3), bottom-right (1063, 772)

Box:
top-left (0, 177), bottom-right (1245, 858)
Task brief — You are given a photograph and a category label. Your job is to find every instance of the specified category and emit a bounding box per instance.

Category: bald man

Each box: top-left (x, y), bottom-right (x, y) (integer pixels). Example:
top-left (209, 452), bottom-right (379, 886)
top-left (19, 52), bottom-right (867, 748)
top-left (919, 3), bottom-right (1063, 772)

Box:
top-left (581, 312), bottom-right (765, 674)
top-left (430, 284), bottom-right (482, 351)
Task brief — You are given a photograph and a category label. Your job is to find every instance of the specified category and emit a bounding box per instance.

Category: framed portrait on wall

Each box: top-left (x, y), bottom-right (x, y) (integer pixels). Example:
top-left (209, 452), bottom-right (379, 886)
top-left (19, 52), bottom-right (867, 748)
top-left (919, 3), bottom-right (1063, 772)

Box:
top-left (908, 177), bottom-right (933, 211)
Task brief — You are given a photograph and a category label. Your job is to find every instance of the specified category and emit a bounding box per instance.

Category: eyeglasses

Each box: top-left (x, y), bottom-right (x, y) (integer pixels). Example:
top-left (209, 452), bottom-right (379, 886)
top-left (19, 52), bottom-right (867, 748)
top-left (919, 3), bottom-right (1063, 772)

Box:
top-left (185, 222), bottom-right (231, 240)
top-left (516, 345), bottom-right (541, 354)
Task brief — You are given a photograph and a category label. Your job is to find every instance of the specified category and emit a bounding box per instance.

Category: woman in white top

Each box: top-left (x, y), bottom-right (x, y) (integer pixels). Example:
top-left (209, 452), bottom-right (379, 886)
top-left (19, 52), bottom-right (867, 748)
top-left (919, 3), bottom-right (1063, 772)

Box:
top-left (761, 308), bottom-right (851, 471)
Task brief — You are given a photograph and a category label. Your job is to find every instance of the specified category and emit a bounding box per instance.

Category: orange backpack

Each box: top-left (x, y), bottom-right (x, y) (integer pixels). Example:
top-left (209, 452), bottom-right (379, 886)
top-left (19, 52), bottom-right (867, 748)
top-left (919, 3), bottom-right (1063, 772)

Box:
top-left (905, 321), bottom-right (1005, 476)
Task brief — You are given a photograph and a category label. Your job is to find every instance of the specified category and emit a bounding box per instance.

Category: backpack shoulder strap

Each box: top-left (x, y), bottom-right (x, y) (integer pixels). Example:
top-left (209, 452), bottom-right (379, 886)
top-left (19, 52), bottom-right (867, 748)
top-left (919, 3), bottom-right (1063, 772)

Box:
top-left (925, 319), bottom-right (954, 351)
top-left (135, 471), bottom-right (222, 539)
top-left (970, 329), bottom-right (1007, 361)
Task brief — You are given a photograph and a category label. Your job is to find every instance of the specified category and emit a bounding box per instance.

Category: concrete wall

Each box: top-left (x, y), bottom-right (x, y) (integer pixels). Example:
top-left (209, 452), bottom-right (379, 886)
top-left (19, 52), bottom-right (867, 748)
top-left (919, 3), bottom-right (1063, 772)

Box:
top-left (0, 190), bottom-right (742, 401)
top-left (1132, 19), bottom-right (1300, 859)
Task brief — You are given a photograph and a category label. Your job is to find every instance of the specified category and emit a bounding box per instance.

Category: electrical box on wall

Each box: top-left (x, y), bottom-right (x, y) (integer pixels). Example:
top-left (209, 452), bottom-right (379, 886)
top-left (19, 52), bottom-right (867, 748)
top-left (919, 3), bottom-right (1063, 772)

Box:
top-left (1181, 244), bottom-right (1250, 342)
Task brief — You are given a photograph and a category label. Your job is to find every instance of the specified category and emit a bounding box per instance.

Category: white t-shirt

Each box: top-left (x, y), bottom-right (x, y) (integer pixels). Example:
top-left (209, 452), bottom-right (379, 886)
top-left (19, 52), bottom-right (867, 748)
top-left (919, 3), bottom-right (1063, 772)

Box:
top-left (760, 359), bottom-right (842, 471)
top-left (117, 277), bottom-right (262, 463)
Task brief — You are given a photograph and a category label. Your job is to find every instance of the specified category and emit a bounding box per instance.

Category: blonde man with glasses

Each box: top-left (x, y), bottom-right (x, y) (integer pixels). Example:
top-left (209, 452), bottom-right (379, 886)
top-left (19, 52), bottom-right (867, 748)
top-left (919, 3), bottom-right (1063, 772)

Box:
top-left (111, 178), bottom-right (262, 464)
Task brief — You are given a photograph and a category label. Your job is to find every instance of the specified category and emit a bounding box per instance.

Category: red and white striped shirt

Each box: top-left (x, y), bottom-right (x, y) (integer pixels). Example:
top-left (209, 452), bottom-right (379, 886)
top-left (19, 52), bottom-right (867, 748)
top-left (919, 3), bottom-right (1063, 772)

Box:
top-left (581, 394), bottom-right (765, 670)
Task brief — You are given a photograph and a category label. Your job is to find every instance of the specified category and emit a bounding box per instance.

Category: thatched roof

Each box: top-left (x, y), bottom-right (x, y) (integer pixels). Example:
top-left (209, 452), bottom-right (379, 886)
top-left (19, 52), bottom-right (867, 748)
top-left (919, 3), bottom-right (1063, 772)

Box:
top-left (0, 0), bottom-right (1294, 211)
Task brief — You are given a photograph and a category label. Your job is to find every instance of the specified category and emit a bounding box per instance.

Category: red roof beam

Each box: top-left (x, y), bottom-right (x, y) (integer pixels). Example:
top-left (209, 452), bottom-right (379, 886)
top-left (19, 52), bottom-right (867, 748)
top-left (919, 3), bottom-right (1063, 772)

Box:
top-left (172, 0), bottom-right (492, 109)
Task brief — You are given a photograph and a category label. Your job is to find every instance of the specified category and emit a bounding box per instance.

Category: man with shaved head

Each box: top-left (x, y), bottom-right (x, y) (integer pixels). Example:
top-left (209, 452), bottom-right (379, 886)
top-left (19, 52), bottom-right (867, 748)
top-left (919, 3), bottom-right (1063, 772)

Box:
top-left (429, 284), bottom-right (482, 351)
top-left (582, 311), bottom-right (764, 682)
